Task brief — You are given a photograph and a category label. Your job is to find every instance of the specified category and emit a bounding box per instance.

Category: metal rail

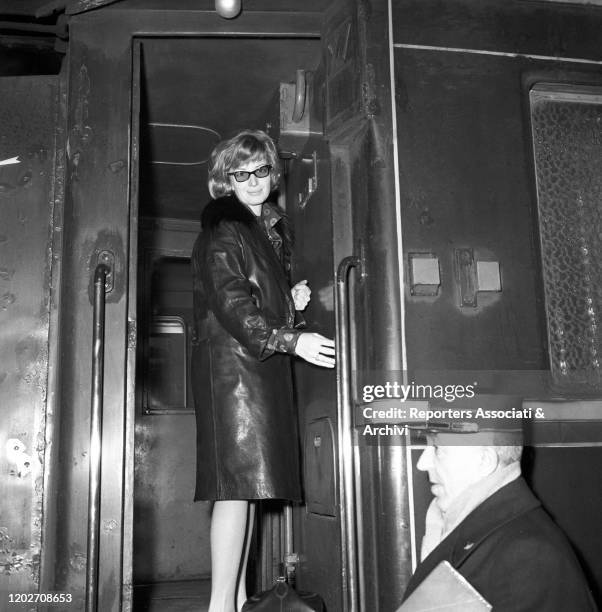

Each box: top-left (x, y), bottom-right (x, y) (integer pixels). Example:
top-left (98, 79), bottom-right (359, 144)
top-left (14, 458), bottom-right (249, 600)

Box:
top-left (86, 262), bottom-right (110, 612)
top-left (336, 255), bottom-right (362, 612)
top-left (292, 69), bottom-right (307, 123)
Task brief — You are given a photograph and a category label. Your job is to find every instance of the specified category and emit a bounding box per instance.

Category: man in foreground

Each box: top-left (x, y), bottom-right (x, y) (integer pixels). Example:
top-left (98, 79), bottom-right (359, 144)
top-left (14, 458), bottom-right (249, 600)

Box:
top-left (401, 395), bottom-right (597, 611)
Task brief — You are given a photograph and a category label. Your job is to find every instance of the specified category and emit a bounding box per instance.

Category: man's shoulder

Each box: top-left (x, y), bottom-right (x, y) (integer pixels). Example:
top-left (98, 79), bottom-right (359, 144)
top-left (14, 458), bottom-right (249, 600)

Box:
top-left (453, 481), bottom-right (593, 610)
top-left (472, 503), bottom-right (575, 561)
top-left (405, 479), bottom-right (595, 610)
top-left (456, 479), bottom-right (585, 577)
top-left (458, 479), bottom-right (562, 541)
top-left (453, 478), bottom-right (540, 545)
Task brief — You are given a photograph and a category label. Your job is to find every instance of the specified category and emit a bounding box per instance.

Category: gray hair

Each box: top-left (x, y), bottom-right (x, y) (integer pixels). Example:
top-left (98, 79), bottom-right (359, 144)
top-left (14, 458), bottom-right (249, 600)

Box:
top-left (495, 444), bottom-right (523, 466)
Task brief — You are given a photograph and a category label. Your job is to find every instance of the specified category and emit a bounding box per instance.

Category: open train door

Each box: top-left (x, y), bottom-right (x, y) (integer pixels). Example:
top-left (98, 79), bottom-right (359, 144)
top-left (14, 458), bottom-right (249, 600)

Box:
top-left (57, 6), bottom-right (329, 611)
top-left (282, 81), bottom-right (343, 609)
top-left (44, 14), bottom-right (143, 610)
top-left (287, 1), bottom-right (411, 610)
top-left (0, 76), bottom-right (64, 606)
top-left (0, 18), bottom-right (140, 612)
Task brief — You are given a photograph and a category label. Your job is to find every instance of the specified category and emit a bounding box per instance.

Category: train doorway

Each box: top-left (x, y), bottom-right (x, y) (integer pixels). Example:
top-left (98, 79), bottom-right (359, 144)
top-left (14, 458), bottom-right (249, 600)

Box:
top-left (5, 3), bottom-right (602, 611)
top-left (43, 4), bottom-right (408, 610)
top-left (129, 35), bottom-right (324, 611)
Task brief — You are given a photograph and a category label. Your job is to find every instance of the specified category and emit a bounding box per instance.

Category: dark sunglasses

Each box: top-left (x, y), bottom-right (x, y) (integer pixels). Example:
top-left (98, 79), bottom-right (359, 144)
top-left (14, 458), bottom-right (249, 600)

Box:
top-left (228, 164), bottom-right (272, 183)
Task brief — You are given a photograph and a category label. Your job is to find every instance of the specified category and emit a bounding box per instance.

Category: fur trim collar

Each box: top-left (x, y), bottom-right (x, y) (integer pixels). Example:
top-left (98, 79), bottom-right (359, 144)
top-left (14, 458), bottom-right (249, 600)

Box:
top-left (200, 195), bottom-right (292, 254)
top-left (201, 195), bottom-right (257, 229)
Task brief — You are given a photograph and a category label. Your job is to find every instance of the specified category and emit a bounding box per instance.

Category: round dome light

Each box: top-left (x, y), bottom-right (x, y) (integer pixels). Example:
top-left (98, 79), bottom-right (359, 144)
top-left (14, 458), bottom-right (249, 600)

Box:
top-left (215, 0), bottom-right (241, 19)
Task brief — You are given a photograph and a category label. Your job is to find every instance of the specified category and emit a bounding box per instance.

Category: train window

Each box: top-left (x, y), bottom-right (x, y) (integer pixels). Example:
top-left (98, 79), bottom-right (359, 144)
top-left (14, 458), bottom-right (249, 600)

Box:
top-left (139, 253), bottom-right (195, 415)
top-left (530, 84), bottom-right (602, 392)
top-left (143, 315), bottom-right (192, 414)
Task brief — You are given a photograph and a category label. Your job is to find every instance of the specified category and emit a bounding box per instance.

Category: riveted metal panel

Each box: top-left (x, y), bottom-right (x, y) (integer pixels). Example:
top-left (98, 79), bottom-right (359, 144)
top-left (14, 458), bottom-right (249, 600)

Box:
top-left (0, 75), bottom-right (58, 604)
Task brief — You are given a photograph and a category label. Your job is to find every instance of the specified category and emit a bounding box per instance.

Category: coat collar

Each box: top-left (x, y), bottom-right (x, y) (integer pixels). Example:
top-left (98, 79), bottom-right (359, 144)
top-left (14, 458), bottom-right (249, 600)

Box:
top-left (200, 194), bottom-right (294, 307)
top-left (201, 194), bottom-right (280, 229)
top-left (406, 478), bottom-right (541, 598)
top-left (448, 477), bottom-right (541, 567)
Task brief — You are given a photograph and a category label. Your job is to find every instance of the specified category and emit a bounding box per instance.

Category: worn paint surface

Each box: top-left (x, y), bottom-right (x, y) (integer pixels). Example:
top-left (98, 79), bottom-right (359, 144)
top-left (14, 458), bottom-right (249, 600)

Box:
top-left (0, 76), bottom-right (57, 601)
top-left (53, 24), bottom-right (133, 607)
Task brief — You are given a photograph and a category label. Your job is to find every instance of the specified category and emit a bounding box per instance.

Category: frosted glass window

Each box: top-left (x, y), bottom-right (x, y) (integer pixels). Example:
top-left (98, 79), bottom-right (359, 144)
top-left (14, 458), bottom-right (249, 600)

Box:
top-left (530, 84), bottom-right (602, 391)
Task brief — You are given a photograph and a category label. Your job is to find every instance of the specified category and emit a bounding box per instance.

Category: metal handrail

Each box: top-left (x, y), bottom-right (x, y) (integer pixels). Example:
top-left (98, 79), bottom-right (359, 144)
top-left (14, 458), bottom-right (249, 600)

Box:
top-left (336, 255), bottom-right (362, 612)
top-left (292, 69), bottom-right (307, 123)
top-left (86, 263), bottom-right (110, 612)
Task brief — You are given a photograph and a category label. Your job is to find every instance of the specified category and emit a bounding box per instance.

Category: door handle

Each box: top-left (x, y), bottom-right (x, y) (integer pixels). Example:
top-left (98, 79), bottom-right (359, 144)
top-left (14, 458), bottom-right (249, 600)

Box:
top-left (292, 69), bottom-right (306, 123)
top-left (336, 255), bottom-right (362, 612)
top-left (86, 255), bottom-right (112, 612)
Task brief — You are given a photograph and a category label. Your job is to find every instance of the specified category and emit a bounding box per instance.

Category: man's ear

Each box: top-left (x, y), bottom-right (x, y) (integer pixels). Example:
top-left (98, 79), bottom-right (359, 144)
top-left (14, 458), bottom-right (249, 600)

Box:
top-left (480, 445), bottom-right (499, 476)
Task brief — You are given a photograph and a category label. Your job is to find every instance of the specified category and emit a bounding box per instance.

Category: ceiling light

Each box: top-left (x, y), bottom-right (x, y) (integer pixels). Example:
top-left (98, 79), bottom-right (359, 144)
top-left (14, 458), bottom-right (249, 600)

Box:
top-left (215, 0), bottom-right (242, 19)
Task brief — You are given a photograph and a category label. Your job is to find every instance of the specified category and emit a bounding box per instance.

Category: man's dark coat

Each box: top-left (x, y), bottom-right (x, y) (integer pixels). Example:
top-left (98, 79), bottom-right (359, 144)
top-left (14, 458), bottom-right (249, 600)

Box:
top-left (403, 477), bottom-right (597, 611)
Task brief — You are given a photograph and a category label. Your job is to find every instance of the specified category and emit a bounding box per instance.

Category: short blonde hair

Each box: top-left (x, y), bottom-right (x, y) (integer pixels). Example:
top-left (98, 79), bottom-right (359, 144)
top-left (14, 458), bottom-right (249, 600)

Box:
top-left (208, 129), bottom-right (281, 199)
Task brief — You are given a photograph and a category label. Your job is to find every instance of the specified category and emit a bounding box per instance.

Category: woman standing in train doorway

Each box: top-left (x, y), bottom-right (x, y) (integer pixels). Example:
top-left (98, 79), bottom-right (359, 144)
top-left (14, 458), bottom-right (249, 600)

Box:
top-left (191, 129), bottom-right (335, 612)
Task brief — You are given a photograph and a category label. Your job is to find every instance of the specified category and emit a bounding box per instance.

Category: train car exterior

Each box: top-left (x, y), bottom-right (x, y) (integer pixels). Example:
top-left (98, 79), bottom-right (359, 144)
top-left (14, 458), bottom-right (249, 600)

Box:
top-left (1, 1), bottom-right (602, 611)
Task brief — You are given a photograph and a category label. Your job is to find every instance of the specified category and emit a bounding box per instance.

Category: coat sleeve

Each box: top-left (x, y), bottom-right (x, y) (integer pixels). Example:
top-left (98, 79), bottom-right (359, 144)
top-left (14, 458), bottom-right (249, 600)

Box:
top-left (199, 222), bottom-right (301, 360)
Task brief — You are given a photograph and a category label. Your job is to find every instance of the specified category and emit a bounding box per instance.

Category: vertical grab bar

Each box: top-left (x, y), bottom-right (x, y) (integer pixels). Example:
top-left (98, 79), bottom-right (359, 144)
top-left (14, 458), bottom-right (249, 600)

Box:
top-left (336, 255), bottom-right (362, 612)
top-left (86, 263), bottom-right (110, 612)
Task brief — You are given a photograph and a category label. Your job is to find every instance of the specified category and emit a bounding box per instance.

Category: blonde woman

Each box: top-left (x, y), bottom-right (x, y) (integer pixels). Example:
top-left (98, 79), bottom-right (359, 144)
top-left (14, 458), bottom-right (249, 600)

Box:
top-left (191, 130), bottom-right (334, 612)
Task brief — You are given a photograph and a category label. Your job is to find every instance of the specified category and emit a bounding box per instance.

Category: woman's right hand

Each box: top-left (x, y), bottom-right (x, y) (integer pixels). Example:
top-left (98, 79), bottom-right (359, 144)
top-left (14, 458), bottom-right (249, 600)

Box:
top-left (291, 279), bottom-right (311, 311)
top-left (295, 333), bottom-right (335, 368)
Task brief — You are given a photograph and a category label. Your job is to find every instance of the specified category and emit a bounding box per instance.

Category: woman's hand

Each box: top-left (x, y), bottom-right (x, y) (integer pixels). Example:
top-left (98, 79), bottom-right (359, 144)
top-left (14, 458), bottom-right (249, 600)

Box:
top-left (291, 279), bottom-right (311, 311)
top-left (295, 333), bottom-right (335, 368)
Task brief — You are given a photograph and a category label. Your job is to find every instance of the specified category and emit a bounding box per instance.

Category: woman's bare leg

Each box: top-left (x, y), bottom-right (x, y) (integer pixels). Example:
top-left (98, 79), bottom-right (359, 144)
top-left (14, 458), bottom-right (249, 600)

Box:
top-left (236, 502), bottom-right (256, 610)
top-left (208, 500), bottom-right (251, 612)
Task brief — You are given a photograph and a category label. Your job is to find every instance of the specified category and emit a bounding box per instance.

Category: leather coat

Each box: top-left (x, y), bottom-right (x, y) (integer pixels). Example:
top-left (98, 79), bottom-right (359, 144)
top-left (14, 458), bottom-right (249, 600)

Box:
top-left (402, 477), bottom-right (597, 611)
top-left (191, 195), bottom-right (302, 501)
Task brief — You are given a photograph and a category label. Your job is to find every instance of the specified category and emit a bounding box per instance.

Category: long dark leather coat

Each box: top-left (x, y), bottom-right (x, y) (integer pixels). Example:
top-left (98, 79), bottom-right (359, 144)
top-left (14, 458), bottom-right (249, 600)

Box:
top-left (191, 195), bottom-right (302, 501)
top-left (402, 478), bottom-right (597, 611)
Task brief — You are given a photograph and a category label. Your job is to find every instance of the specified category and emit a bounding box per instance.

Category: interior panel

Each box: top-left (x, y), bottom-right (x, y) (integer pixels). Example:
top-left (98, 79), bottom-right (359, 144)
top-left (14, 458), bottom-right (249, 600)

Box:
top-left (139, 37), bottom-right (322, 219)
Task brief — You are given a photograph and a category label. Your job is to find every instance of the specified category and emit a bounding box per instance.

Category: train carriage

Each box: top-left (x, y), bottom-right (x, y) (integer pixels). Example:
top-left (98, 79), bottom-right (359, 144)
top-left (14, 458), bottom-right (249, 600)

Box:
top-left (1, 1), bottom-right (602, 610)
